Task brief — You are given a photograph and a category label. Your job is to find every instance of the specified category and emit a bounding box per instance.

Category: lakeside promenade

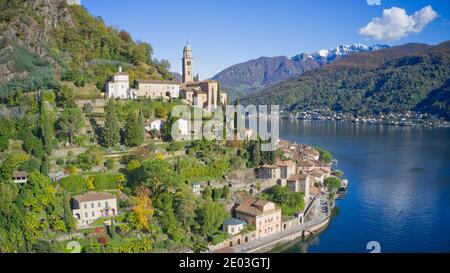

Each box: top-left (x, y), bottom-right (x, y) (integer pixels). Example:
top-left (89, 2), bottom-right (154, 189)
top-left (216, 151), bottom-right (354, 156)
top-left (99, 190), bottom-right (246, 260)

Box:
top-left (233, 202), bottom-right (330, 253)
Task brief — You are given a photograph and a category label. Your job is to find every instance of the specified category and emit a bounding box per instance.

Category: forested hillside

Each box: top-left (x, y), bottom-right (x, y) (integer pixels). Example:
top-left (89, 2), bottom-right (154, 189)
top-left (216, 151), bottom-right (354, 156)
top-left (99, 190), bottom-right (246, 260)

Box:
top-left (0, 0), bottom-right (172, 98)
top-left (242, 41), bottom-right (450, 119)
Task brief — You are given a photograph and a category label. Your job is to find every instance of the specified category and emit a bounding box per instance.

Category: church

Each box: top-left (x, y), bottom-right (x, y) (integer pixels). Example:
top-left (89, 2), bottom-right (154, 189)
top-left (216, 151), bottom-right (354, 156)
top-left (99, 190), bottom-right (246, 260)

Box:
top-left (179, 44), bottom-right (227, 111)
top-left (105, 43), bottom-right (227, 111)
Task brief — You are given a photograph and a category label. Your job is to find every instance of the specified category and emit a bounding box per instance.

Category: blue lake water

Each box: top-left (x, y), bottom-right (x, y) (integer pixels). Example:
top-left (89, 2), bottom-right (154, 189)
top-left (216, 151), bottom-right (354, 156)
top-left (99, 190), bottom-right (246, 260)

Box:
top-left (277, 120), bottom-right (450, 253)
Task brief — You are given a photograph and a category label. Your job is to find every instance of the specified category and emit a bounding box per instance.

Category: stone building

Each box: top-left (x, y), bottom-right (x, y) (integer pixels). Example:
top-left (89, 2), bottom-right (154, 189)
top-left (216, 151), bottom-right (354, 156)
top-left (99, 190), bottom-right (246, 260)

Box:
top-left (182, 43), bottom-right (194, 83)
top-left (72, 192), bottom-right (117, 227)
top-left (179, 44), bottom-right (227, 111)
top-left (135, 80), bottom-right (180, 100)
top-left (257, 164), bottom-right (281, 181)
top-left (235, 198), bottom-right (282, 239)
top-left (287, 174), bottom-right (311, 205)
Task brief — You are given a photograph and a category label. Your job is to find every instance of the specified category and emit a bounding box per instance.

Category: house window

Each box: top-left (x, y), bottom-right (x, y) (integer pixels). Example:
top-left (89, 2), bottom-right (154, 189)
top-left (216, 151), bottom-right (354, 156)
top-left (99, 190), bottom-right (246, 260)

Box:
top-left (85, 212), bottom-right (88, 218)
top-left (91, 203), bottom-right (94, 208)
top-left (84, 204), bottom-right (87, 209)
top-left (98, 202), bottom-right (101, 207)
top-left (105, 201), bottom-right (109, 207)
top-left (92, 212), bottom-right (95, 217)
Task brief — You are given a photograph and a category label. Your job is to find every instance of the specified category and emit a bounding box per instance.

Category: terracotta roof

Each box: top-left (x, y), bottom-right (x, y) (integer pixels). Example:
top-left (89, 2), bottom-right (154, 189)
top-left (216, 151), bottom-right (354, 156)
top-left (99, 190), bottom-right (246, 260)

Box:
top-left (287, 174), bottom-right (308, 182)
top-left (309, 170), bottom-right (325, 178)
top-left (235, 198), bottom-right (277, 217)
top-left (297, 160), bottom-right (315, 167)
top-left (73, 192), bottom-right (115, 203)
top-left (277, 160), bottom-right (296, 167)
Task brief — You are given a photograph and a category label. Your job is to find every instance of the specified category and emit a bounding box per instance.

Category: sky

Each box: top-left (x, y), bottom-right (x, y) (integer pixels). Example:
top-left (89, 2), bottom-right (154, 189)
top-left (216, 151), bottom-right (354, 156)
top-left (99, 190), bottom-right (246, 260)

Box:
top-left (80, 0), bottom-right (450, 79)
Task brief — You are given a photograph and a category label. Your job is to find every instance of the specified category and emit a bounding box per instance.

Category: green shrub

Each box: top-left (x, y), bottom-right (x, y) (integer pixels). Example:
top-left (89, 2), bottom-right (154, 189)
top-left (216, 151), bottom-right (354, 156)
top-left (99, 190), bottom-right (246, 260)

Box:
top-left (105, 158), bottom-right (115, 170)
top-left (210, 233), bottom-right (225, 245)
top-left (59, 175), bottom-right (85, 194)
top-left (56, 158), bottom-right (65, 166)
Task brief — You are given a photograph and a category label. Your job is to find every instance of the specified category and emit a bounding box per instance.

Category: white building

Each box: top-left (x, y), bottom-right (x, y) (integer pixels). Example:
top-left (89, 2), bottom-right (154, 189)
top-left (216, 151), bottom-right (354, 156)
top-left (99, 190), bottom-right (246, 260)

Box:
top-left (145, 119), bottom-right (163, 132)
top-left (136, 80), bottom-right (180, 100)
top-left (192, 182), bottom-right (202, 194)
top-left (12, 171), bottom-right (28, 184)
top-left (176, 118), bottom-right (190, 136)
top-left (72, 192), bottom-right (117, 227)
top-left (223, 218), bottom-right (247, 236)
top-left (106, 66), bottom-right (130, 99)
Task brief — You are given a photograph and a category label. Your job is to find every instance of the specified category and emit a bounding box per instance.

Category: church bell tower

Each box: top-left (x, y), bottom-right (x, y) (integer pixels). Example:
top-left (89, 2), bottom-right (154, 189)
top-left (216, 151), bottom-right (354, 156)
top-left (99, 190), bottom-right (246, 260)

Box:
top-left (182, 43), bottom-right (193, 83)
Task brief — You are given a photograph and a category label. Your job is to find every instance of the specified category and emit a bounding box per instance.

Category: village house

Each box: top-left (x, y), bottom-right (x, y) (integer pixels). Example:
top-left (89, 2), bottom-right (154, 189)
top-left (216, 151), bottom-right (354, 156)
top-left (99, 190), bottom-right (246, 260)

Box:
top-left (135, 80), bottom-right (180, 100)
top-left (12, 171), bottom-right (28, 184)
top-left (106, 66), bottom-right (131, 99)
top-left (287, 174), bottom-right (311, 205)
top-left (223, 218), bottom-right (247, 236)
top-left (313, 160), bottom-right (332, 173)
top-left (257, 164), bottom-right (281, 181)
top-left (235, 198), bottom-right (282, 239)
top-left (277, 160), bottom-right (297, 180)
top-left (145, 119), bottom-right (163, 132)
top-left (297, 160), bottom-right (316, 173)
top-left (303, 148), bottom-right (320, 161)
top-left (308, 169), bottom-right (328, 185)
top-left (72, 192), bottom-right (117, 227)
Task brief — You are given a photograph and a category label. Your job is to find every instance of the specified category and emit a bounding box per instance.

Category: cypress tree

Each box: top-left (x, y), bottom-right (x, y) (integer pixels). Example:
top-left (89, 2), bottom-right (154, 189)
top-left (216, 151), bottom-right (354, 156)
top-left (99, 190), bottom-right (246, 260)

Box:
top-left (103, 98), bottom-right (120, 148)
top-left (39, 96), bottom-right (53, 155)
top-left (124, 112), bottom-right (139, 147)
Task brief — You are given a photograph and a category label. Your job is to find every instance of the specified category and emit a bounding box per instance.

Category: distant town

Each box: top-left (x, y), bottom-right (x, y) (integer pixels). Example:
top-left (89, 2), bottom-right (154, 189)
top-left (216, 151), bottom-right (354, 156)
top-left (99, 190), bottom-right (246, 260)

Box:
top-left (282, 109), bottom-right (450, 128)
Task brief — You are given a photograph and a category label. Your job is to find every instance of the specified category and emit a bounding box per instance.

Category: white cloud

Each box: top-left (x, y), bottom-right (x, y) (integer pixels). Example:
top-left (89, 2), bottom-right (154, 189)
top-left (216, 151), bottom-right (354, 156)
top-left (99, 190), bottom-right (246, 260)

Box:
top-left (359, 6), bottom-right (438, 41)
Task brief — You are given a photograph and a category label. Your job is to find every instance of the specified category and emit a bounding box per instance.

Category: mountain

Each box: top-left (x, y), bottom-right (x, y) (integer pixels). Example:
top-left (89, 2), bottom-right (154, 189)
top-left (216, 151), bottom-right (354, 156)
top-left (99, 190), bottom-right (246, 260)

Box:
top-left (0, 0), bottom-right (172, 98)
top-left (213, 44), bottom-right (388, 99)
top-left (241, 41), bottom-right (450, 120)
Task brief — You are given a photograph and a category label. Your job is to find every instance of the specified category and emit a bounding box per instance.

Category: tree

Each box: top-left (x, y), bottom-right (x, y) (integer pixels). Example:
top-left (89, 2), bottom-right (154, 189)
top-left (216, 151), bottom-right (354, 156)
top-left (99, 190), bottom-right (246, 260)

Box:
top-left (324, 177), bottom-right (342, 192)
top-left (103, 98), bottom-right (120, 148)
top-left (173, 190), bottom-right (196, 230)
top-left (222, 185), bottom-right (230, 200)
top-left (83, 103), bottom-right (93, 115)
top-left (193, 74), bottom-right (199, 82)
top-left (57, 108), bottom-right (84, 144)
top-left (247, 140), bottom-right (260, 168)
top-left (317, 148), bottom-right (333, 164)
top-left (137, 110), bottom-right (145, 143)
top-left (109, 219), bottom-right (116, 239)
top-left (196, 202), bottom-right (227, 236)
top-left (124, 110), bottom-right (144, 146)
top-left (130, 187), bottom-right (154, 231)
top-left (155, 107), bottom-right (167, 119)
top-left (38, 97), bottom-right (54, 155)
top-left (105, 158), bottom-right (115, 170)
top-left (62, 192), bottom-right (76, 235)
top-left (212, 188), bottom-right (223, 201)
top-left (55, 85), bottom-right (76, 109)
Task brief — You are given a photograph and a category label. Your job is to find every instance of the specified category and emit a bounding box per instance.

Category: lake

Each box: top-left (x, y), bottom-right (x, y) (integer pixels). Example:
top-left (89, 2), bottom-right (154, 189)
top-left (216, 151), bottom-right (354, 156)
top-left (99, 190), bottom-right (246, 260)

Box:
top-left (275, 120), bottom-right (450, 253)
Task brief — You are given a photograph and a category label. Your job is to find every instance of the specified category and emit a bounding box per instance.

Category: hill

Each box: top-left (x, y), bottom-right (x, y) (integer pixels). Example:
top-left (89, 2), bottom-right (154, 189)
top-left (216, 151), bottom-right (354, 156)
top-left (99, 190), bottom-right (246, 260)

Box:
top-left (241, 41), bottom-right (450, 119)
top-left (213, 44), bottom-right (388, 99)
top-left (0, 0), bottom-right (173, 98)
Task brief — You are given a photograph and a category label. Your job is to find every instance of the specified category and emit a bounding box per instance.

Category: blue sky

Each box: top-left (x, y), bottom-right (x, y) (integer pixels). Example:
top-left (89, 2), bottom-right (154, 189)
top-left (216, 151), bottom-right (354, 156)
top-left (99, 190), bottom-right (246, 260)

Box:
top-left (81, 0), bottom-right (449, 78)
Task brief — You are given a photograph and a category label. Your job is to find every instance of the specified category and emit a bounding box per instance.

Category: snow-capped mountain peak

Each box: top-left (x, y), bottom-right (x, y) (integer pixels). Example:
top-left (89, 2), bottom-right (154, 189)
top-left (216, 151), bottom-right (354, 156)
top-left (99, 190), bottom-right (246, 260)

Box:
top-left (293, 43), bottom-right (389, 63)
